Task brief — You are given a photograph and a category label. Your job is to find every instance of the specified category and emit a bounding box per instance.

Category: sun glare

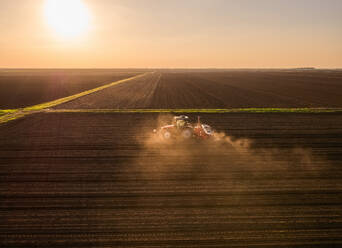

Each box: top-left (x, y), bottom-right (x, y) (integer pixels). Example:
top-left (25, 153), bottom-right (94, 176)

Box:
top-left (44, 0), bottom-right (90, 38)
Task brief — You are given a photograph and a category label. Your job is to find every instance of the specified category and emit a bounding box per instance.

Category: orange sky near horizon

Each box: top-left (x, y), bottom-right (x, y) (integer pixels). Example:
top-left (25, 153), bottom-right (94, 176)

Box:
top-left (1, 0), bottom-right (341, 68)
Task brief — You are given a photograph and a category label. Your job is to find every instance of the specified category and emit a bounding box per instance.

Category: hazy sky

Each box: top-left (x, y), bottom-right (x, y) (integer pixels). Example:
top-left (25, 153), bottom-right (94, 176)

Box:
top-left (1, 0), bottom-right (341, 68)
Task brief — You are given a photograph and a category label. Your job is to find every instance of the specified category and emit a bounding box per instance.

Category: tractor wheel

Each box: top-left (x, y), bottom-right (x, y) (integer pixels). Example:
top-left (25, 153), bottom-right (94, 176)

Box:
top-left (181, 128), bottom-right (193, 139)
top-left (162, 130), bottom-right (172, 140)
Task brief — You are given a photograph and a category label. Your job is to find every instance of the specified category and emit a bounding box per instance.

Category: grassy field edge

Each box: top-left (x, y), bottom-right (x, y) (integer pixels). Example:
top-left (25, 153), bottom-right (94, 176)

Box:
top-left (0, 109), bottom-right (17, 116)
top-left (24, 72), bottom-right (150, 111)
top-left (0, 73), bottom-right (150, 124)
top-left (1, 107), bottom-right (342, 125)
top-left (47, 108), bottom-right (342, 114)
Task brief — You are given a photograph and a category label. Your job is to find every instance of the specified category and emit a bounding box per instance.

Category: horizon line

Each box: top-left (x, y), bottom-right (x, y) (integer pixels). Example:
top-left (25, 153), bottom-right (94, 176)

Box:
top-left (1, 67), bottom-right (341, 70)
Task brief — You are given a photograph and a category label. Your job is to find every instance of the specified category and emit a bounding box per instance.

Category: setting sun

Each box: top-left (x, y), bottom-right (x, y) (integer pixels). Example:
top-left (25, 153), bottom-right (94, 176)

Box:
top-left (1, 1), bottom-right (342, 247)
top-left (44, 0), bottom-right (90, 38)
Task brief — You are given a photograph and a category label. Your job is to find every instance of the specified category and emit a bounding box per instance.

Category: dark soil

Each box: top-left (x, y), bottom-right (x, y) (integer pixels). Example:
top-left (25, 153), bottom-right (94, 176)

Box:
top-left (55, 70), bottom-right (342, 109)
top-left (0, 69), bottom-right (145, 109)
top-left (0, 112), bottom-right (341, 247)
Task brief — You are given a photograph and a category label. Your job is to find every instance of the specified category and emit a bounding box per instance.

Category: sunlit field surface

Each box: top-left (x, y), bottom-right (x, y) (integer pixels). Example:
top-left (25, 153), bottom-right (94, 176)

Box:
top-left (0, 112), bottom-right (342, 247)
top-left (0, 69), bottom-right (146, 109)
top-left (1, 0), bottom-right (342, 246)
top-left (53, 69), bottom-right (342, 109)
top-left (0, 68), bottom-right (342, 247)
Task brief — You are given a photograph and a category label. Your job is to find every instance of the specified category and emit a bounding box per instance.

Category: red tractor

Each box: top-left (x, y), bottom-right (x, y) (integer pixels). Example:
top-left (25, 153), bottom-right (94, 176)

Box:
top-left (153, 115), bottom-right (213, 140)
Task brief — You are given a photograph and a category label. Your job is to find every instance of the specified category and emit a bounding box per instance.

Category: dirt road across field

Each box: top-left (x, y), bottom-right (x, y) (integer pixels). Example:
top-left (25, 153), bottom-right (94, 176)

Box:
top-left (1, 112), bottom-right (341, 247)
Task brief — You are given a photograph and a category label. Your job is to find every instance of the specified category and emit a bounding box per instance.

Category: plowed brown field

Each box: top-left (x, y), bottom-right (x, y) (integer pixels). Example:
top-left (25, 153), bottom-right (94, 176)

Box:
top-left (1, 112), bottom-right (342, 247)
top-left (55, 70), bottom-right (342, 109)
top-left (0, 69), bottom-right (144, 109)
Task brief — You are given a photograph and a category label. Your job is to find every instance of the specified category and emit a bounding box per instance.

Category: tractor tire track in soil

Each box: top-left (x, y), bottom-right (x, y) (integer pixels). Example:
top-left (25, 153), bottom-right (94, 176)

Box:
top-left (0, 112), bottom-right (342, 247)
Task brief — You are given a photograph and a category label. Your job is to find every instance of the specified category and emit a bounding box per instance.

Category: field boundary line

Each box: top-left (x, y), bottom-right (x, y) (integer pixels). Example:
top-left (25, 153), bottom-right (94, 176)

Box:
top-left (45, 108), bottom-right (342, 114)
top-left (24, 72), bottom-right (151, 111)
top-left (0, 109), bottom-right (17, 116)
top-left (0, 73), bottom-right (150, 124)
top-left (2, 107), bottom-right (342, 125)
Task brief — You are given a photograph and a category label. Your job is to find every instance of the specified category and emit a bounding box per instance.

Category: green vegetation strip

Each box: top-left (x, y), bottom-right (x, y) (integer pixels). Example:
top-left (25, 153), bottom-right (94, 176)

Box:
top-left (0, 109), bottom-right (31, 124)
top-left (0, 73), bottom-right (150, 124)
top-left (0, 109), bottom-right (17, 116)
top-left (1, 107), bottom-right (342, 125)
top-left (24, 73), bottom-right (149, 111)
top-left (48, 108), bottom-right (342, 114)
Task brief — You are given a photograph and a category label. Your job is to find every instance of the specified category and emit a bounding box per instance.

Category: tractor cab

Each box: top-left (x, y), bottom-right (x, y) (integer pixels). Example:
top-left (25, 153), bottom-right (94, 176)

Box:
top-left (172, 115), bottom-right (192, 130)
